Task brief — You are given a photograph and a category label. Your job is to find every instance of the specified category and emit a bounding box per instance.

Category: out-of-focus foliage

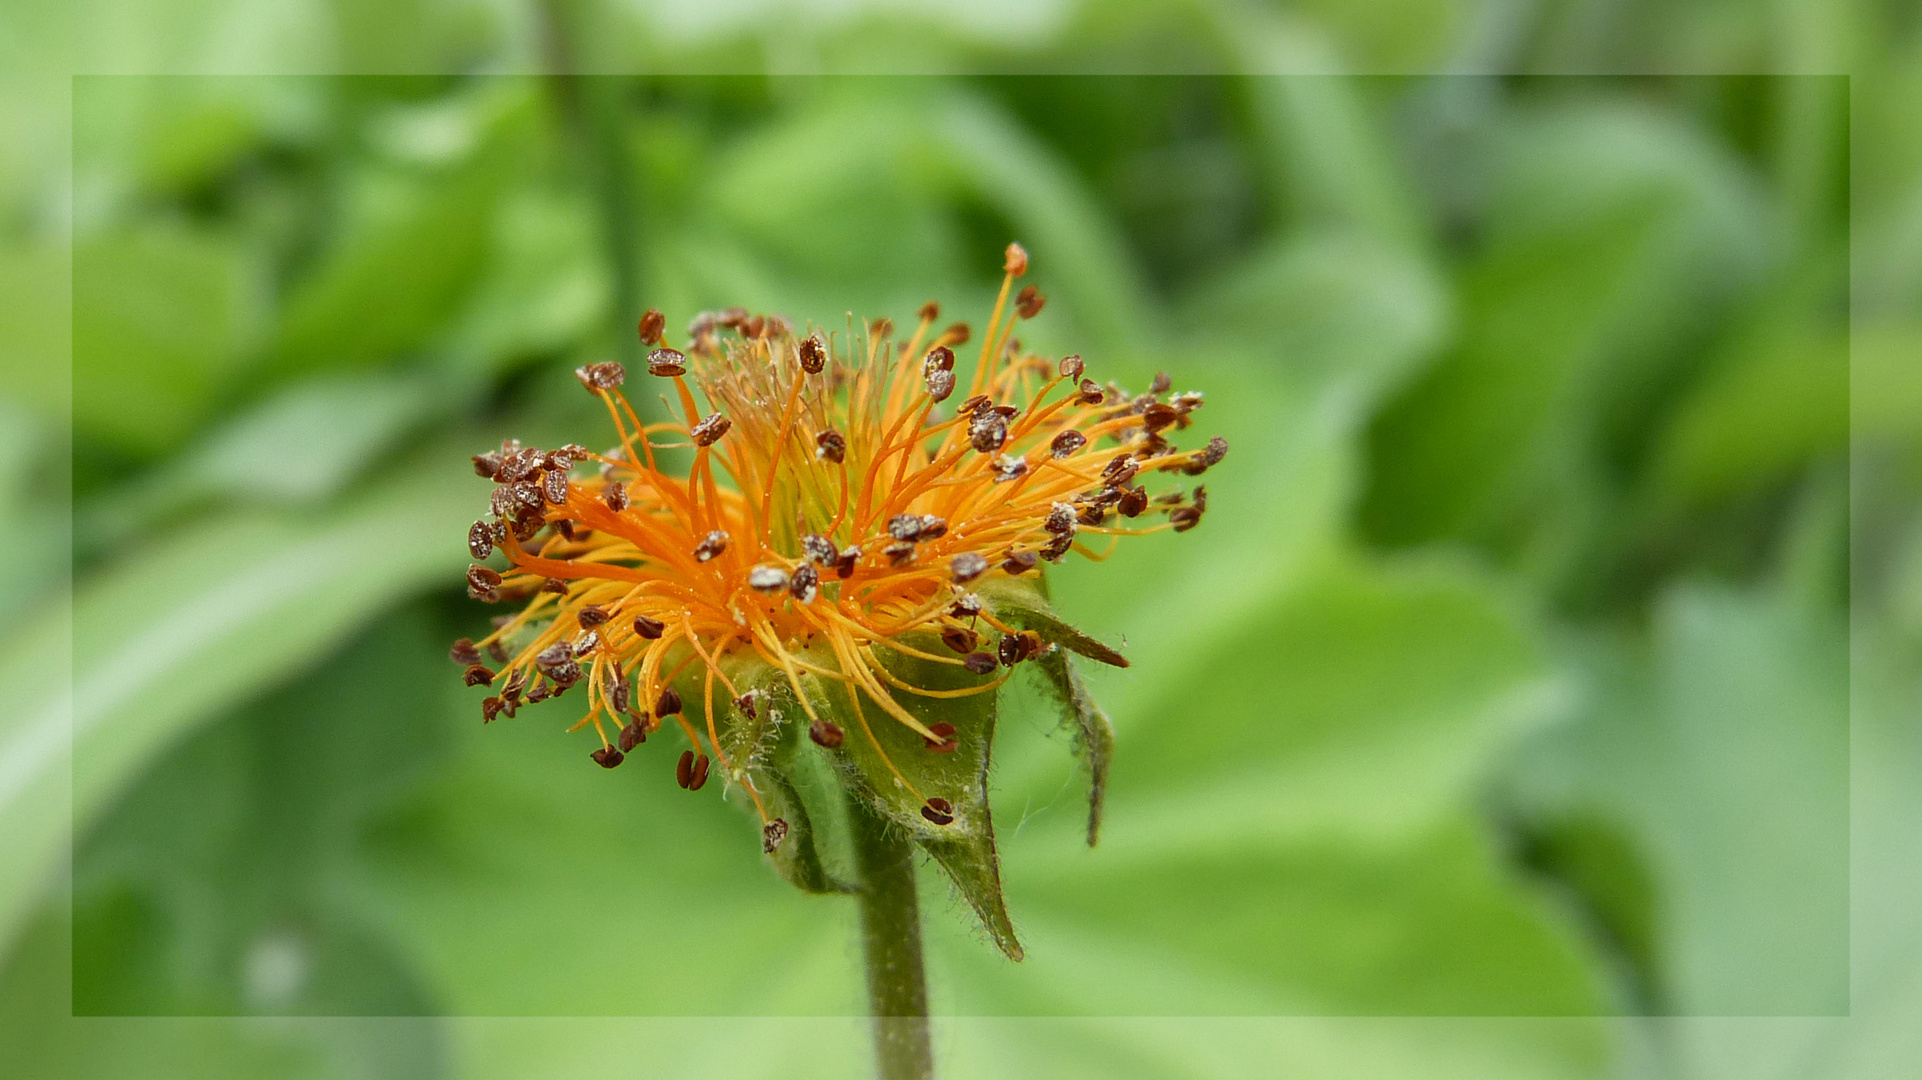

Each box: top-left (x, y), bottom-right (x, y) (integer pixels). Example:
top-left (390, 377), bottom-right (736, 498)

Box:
top-left (0, 0), bottom-right (1910, 1077)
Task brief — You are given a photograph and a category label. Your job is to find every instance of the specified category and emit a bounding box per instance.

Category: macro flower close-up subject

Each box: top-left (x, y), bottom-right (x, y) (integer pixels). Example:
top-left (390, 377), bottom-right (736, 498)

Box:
top-left (452, 243), bottom-right (1224, 1075)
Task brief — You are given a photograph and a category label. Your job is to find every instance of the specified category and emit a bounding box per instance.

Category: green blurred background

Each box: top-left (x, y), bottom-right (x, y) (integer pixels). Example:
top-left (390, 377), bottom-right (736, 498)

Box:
top-left (3, 0), bottom-right (1918, 1076)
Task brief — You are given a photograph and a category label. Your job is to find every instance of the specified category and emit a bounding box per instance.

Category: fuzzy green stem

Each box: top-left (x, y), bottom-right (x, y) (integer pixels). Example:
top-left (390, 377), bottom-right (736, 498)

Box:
top-left (848, 794), bottom-right (934, 1080)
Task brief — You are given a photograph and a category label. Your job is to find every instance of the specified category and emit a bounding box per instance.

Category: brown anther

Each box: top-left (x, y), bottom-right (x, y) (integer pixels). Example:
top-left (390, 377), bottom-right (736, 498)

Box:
top-left (1141, 402), bottom-right (1180, 433)
top-left (997, 634), bottom-right (1022, 667)
top-left (689, 412), bottom-right (732, 446)
top-left (467, 565), bottom-right (502, 602)
top-left (921, 798), bottom-right (955, 826)
top-left (693, 530), bottom-right (730, 562)
top-left (487, 640), bottom-right (510, 663)
top-left (467, 521), bottom-right (494, 560)
top-left (525, 683), bottom-right (550, 704)
top-left (950, 552), bottom-right (989, 584)
top-left (472, 451), bottom-right (503, 479)
top-left (917, 515), bottom-right (948, 539)
top-left (1149, 371), bottom-right (1172, 395)
top-left (1044, 502), bottom-right (1077, 536)
top-left (1077, 503), bottom-right (1109, 528)
top-left (923, 722), bottom-right (958, 753)
top-left (1194, 485), bottom-right (1208, 512)
top-left (748, 564), bottom-right (790, 594)
top-left (591, 746), bottom-right (624, 769)
top-left (942, 625), bottom-right (979, 653)
top-left (801, 533), bottom-right (839, 566)
top-left (1002, 550), bottom-right (1038, 575)
top-left (637, 308), bottom-right (666, 345)
top-left (958, 394), bottom-right (992, 415)
top-left (576, 605), bottom-right (609, 628)
top-left (689, 754), bottom-right (710, 791)
top-left (1049, 430), bottom-right (1086, 458)
top-left (798, 334), bottom-right (827, 374)
top-left (834, 547), bottom-right (861, 578)
top-left (619, 721), bottom-right (647, 752)
top-left (1004, 242), bottom-right (1029, 277)
top-left (575, 362), bottom-right (627, 392)
top-left (676, 750), bottom-right (695, 788)
top-left (1102, 453), bottom-right (1139, 484)
top-left (887, 514), bottom-right (925, 542)
top-left (744, 315), bottom-right (766, 338)
top-left (734, 690), bottom-right (760, 718)
top-left (925, 368), bottom-right (956, 401)
top-left (552, 518), bottom-right (580, 542)
top-left (943, 322), bottom-right (972, 345)
top-left (481, 696), bottom-right (504, 723)
top-left (1059, 354), bottom-right (1084, 380)
top-left (809, 720), bottom-right (845, 748)
top-left (992, 455), bottom-right (1029, 483)
top-left (632, 614), bottom-right (664, 639)
top-left (603, 481), bottom-right (628, 511)
top-left (572, 631), bottom-right (600, 658)
top-left (647, 348), bottom-right (687, 377)
top-left (789, 563), bottom-right (819, 603)
top-left (869, 317), bottom-right (893, 340)
top-left (883, 540), bottom-right (917, 566)
top-left (542, 469), bottom-right (570, 504)
top-left (815, 428), bottom-right (846, 463)
top-left (1075, 379), bottom-right (1105, 405)
top-left (1040, 530), bottom-right (1074, 562)
top-left (924, 345), bottom-right (955, 373)
top-left (763, 818), bottom-right (789, 853)
top-left (607, 673), bottom-right (630, 716)
top-left (969, 411), bottom-right (1009, 454)
top-left (451, 638), bottom-right (483, 665)
top-left (1118, 485), bottom-right (1149, 517)
top-left (1014, 285), bottom-right (1046, 319)
top-left (463, 663), bottom-right (497, 687)
top-left (656, 686), bottom-right (683, 716)
top-left (1169, 506), bottom-right (1202, 532)
top-left (536, 642), bottom-right (573, 670)
top-left (1183, 434), bottom-right (1229, 475)
top-left (918, 300), bottom-right (940, 323)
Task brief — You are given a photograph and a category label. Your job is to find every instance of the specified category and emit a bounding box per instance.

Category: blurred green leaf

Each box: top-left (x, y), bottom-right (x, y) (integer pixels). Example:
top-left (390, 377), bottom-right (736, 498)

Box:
top-left (0, 242), bottom-right (71, 420)
top-left (1506, 584), bottom-right (1849, 1016)
top-left (72, 223), bottom-right (257, 456)
top-left (0, 452), bottom-right (476, 951)
top-left (1646, 319), bottom-right (1847, 509)
top-left (272, 165), bottom-right (499, 375)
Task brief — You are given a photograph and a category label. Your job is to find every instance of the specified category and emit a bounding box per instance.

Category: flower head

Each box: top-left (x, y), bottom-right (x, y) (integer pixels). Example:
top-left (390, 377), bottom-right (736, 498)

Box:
top-left (453, 244), bottom-right (1224, 952)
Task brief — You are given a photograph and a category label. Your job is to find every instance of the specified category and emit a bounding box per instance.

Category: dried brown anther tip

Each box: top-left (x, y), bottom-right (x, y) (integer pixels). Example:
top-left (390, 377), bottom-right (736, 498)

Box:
top-left (1004, 242), bottom-right (1028, 277)
top-left (632, 614), bottom-right (664, 639)
top-left (591, 746), bottom-right (624, 769)
top-left (809, 719), bottom-right (845, 748)
top-left (763, 818), bottom-right (789, 853)
top-left (921, 797), bottom-right (955, 826)
top-left (637, 308), bottom-right (666, 345)
top-left (690, 412), bottom-right (732, 446)
top-left (656, 686), bottom-right (683, 716)
top-left (647, 348), bottom-right (687, 377)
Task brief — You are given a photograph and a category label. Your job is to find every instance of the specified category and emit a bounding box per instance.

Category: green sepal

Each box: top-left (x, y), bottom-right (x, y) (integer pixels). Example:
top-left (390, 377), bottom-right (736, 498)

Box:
top-left (676, 651), bottom-right (854, 894)
top-left (1031, 647), bottom-right (1116, 847)
top-left (804, 634), bottom-right (1024, 961)
top-left (973, 574), bottom-right (1130, 668)
top-left (974, 574), bottom-right (1121, 846)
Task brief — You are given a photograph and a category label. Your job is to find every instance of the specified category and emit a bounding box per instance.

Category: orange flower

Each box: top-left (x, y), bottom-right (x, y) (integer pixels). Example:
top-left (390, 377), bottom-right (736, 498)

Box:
top-left (453, 243), bottom-right (1223, 839)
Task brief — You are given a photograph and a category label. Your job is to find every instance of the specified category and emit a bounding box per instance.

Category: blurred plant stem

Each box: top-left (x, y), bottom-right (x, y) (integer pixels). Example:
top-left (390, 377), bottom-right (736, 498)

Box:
top-left (536, 0), bottom-right (642, 369)
top-left (848, 790), bottom-right (934, 1080)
